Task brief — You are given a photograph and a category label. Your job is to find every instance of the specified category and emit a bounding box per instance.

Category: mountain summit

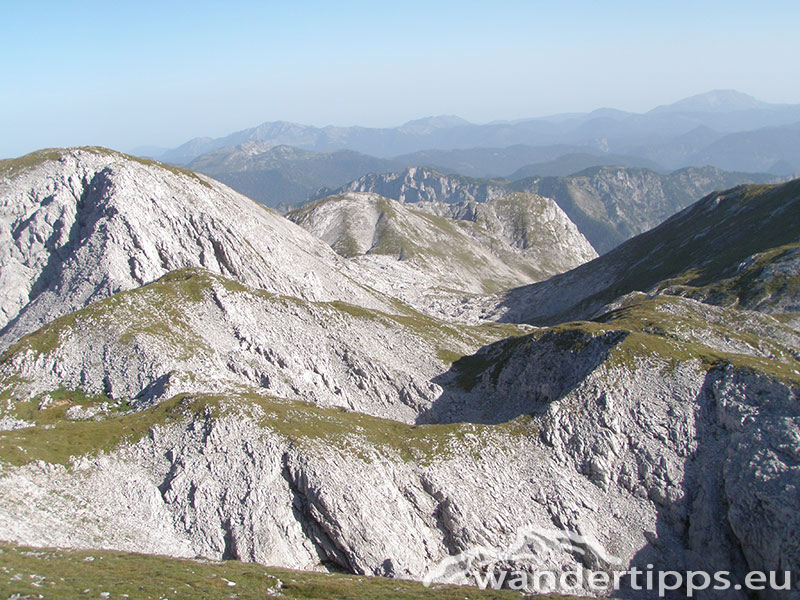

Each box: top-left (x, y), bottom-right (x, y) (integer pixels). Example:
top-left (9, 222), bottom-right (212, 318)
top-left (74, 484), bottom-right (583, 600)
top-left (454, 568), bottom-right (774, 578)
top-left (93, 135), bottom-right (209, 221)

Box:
top-left (649, 89), bottom-right (771, 113)
top-left (0, 147), bottom-right (390, 351)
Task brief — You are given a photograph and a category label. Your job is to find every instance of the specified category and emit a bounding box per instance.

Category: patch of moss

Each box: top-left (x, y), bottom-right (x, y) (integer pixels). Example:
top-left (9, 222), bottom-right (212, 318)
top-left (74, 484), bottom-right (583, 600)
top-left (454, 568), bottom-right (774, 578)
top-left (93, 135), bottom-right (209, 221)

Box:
top-left (333, 231), bottom-right (363, 258)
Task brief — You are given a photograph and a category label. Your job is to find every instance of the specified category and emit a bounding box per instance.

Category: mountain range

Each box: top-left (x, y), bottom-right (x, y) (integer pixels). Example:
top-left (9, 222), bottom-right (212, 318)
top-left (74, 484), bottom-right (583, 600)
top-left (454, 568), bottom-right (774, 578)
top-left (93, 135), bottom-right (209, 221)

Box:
top-left (178, 141), bottom-right (782, 257)
top-left (151, 91), bottom-right (800, 177)
top-left (0, 147), bottom-right (799, 598)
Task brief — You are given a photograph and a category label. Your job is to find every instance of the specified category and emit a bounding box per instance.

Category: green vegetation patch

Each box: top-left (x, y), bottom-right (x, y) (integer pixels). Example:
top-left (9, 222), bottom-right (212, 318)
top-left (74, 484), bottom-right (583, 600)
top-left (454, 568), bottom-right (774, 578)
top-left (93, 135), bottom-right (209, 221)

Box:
top-left (0, 268), bottom-right (214, 361)
top-left (3, 387), bottom-right (118, 429)
top-left (0, 146), bottom-right (212, 188)
top-left (0, 542), bottom-right (579, 599)
top-left (658, 242), bottom-right (800, 311)
top-left (0, 393), bottom-right (189, 467)
top-left (0, 388), bottom-right (536, 468)
top-left (595, 295), bottom-right (800, 379)
top-left (0, 148), bottom-right (66, 178)
top-left (449, 293), bottom-right (800, 396)
top-left (190, 392), bottom-right (533, 465)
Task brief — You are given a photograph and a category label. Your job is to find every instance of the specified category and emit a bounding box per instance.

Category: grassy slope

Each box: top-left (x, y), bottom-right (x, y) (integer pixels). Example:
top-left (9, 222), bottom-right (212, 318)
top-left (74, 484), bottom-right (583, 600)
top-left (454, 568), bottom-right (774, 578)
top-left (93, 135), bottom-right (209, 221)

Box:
top-left (0, 389), bottom-right (537, 469)
top-left (0, 267), bottom-right (523, 368)
top-left (505, 179), bottom-right (800, 325)
top-left (456, 294), bottom-right (800, 394)
top-left (1, 543), bottom-right (571, 600)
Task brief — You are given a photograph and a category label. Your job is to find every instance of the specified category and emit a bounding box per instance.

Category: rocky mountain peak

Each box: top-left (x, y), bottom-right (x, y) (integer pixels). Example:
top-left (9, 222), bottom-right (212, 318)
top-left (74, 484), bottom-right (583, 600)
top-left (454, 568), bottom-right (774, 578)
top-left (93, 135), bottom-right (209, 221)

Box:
top-left (0, 147), bottom-right (389, 351)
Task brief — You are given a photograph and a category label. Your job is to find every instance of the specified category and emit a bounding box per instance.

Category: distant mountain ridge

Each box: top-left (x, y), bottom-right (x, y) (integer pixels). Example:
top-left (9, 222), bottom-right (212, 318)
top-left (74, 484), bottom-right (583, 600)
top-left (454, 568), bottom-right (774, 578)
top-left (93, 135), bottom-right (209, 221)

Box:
top-left (186, 142), bottom-right (402, 210)
top-left (155, 90), bottom-right (800, 175)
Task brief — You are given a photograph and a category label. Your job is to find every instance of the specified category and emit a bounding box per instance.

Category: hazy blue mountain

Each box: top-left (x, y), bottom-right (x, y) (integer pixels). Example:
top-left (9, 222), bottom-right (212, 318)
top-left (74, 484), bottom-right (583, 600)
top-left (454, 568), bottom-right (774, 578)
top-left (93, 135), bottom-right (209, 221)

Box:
top-left (687, 124), bottom-right (800, 174)
top-left (185, 142), bottom-right (621, 207)
top-left (155, 91), bottom-right (800, 165)
top-left (625, 125), bottom-right (724, 169)
top-left (649, 89), bottom-right (769, 113)
top-left (392, 144), bottom-right (612, 177)
top-left (186, 142), bottom-right (401, 209)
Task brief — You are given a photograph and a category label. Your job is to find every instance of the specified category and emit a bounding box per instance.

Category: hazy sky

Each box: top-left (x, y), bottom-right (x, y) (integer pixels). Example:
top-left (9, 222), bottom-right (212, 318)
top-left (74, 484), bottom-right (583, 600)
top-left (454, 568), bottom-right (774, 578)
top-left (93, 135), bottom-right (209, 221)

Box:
top-left (2, 0), bottom-right (798, 157)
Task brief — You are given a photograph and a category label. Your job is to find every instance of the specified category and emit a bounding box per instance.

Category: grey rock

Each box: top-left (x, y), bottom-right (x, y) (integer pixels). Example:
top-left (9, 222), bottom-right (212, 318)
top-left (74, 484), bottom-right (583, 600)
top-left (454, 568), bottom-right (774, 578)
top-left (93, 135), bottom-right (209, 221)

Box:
top-left (0, 148), bottom-right (390, 352)
top-left (287, 191), bottom-right (596, 314)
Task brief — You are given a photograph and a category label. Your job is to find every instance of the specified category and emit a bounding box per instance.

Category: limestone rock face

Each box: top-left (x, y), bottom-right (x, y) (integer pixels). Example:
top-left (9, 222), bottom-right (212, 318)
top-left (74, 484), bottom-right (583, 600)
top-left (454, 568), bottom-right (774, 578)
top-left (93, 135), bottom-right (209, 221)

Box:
top-left (0, 148), bottom-right (388, 351)
top-left (0, 268), bottom-right (514, 423)
top-left (336, 167), bottom-right (508, 204)
top-left (332, 165), bottom-right (780, 254)
top-left (287, 191), bottom-right (596, 317)
top-left (1, 353), bottom-right (796, 597)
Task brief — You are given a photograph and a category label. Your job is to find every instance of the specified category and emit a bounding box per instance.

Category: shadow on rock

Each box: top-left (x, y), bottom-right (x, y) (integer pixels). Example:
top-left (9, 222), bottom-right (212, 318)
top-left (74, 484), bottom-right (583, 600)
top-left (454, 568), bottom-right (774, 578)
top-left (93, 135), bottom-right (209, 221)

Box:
top-left (419, 328), bottom-right (627, 424)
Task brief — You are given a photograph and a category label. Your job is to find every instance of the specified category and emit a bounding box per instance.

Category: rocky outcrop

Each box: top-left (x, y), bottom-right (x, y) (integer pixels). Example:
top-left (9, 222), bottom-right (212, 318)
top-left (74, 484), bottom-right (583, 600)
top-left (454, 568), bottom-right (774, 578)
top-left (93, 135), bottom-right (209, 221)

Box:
top-left (0, 268), bottom-right (517, 423)
top-left (0, 148), bottom-right (390, 351)
top-left (287, 191), bottom-right (596, 315)
top-left (335, 167), bottom-right (508, 204)
top-left (333, 165), bottom-right (780, 254)
top-left (512, 165), bottom-right (780, 253)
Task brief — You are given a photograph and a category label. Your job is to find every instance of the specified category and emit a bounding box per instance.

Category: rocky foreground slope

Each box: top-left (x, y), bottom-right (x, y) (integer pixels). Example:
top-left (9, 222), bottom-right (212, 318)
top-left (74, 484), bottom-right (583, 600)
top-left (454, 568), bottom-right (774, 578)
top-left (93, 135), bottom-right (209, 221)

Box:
top-left (0, 151), bottom-right (798, 598)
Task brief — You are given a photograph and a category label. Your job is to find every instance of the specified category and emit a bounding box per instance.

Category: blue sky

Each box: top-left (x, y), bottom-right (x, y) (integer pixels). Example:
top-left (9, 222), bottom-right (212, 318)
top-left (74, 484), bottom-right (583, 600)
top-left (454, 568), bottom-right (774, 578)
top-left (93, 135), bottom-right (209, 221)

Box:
top-left (2, 0), bottom-right (798, 157)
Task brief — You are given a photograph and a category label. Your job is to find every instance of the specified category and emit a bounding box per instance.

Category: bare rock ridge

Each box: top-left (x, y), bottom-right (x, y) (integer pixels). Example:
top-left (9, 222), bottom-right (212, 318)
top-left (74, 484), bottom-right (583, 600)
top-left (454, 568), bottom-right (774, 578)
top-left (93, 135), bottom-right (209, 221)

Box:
top-left (286, 191), bottom-right (596, 311)
top-left (0, 268), bottom-right (523, 423)
top-left (0, 149), bottom-right (799, 598)
top-left (0, 147), bottom-right (390, 352)
top-left (334, 166), bottom-right (508, 204)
